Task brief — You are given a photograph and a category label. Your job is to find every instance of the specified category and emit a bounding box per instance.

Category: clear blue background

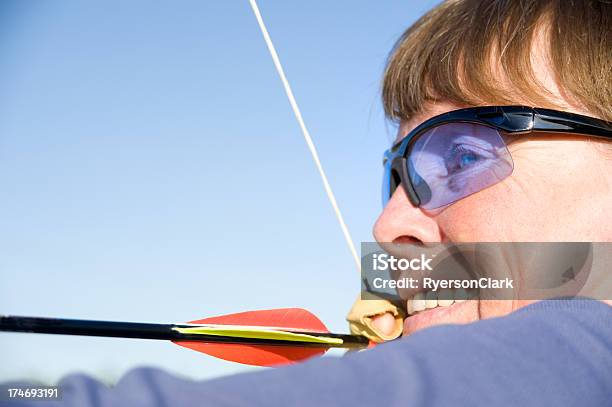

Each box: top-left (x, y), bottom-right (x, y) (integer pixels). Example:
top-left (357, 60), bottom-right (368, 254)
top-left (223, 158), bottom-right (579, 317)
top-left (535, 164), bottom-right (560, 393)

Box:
top-left (0, 0), bottom-right (439, 383)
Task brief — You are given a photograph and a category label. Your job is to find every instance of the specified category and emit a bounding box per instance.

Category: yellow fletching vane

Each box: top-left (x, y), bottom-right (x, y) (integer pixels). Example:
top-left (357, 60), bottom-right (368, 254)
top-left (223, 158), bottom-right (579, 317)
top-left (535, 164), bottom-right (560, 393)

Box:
top-left (173, 324), bottom-right (342, 345)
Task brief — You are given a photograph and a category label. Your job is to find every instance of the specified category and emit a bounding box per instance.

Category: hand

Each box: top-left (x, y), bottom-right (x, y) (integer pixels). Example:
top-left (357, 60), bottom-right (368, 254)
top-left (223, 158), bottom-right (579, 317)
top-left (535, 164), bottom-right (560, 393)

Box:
top-left (346, 296), bottom-right (404, 341)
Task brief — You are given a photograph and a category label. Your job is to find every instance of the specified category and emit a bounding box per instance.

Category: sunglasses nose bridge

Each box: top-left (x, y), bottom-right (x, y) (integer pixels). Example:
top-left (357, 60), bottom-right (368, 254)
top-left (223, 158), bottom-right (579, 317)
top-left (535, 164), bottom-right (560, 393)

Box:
top-left (390, 156), bottom-right (421, 208)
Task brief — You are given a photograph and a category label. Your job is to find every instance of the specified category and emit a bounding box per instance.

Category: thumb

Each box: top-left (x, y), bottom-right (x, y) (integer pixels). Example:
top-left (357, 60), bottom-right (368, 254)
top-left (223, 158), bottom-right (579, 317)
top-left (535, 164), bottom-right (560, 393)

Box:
top-left (370, 312), bottom-right (398, 337)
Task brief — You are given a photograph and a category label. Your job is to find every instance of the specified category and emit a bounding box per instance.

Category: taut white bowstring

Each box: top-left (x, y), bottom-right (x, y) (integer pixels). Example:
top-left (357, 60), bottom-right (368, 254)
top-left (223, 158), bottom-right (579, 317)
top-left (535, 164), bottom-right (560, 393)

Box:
top-left (248, 0), bottom-right (361, 273)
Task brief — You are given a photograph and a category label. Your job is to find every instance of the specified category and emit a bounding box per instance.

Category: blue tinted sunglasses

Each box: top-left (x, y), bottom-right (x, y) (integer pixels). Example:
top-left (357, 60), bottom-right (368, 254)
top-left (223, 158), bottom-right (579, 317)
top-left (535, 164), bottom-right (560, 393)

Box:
top-left (383, 106), bottom-right (612, 210)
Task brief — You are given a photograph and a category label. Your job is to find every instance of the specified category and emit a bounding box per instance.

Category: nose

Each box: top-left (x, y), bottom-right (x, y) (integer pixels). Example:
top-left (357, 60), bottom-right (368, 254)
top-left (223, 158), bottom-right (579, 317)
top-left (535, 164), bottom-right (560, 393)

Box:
top-left (373, 184), bottom-right (443, 244)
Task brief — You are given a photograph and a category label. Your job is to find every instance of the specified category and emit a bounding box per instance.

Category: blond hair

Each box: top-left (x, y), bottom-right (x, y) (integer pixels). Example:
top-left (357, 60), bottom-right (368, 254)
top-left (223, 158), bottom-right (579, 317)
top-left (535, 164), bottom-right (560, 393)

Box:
top-left (382, 0), bottom-right (612, 122)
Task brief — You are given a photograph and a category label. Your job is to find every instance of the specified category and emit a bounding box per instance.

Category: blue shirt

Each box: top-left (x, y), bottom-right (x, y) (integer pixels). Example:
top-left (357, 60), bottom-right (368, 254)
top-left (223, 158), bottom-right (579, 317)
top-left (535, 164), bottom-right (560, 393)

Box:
top-left (3, 300), bottom-right (611, 406)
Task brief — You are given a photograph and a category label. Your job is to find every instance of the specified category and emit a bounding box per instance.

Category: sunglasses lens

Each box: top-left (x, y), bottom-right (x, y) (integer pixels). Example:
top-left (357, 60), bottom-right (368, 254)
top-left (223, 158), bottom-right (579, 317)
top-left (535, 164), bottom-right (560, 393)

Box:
top-left (408, 123), bottom-right (513, 209)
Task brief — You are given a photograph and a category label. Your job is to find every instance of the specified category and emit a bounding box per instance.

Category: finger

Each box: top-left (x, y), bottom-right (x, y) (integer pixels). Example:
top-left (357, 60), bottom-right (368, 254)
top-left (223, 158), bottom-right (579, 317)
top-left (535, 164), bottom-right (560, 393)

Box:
top-left (370, 312), bottom-right (397, 337)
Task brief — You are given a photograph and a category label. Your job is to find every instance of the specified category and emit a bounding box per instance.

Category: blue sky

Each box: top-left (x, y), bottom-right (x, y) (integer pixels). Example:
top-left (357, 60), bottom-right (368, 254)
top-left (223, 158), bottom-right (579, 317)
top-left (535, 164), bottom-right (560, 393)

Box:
top-left (0, 0), bottom-right (440, 382)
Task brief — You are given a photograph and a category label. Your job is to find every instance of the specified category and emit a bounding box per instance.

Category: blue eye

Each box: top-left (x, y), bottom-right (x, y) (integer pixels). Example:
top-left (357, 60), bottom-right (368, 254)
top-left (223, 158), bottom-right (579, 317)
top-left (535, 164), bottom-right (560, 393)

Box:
top-left (445, 144), bottom-right (484, 173)
top-left (459, 152), bottom-right (479, 168)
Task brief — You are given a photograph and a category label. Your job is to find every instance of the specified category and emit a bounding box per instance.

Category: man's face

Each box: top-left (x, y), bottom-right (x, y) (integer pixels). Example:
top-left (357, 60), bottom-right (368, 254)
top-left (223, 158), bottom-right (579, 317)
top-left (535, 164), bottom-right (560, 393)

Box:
top-left (373, 100), bottom-right (612, 335)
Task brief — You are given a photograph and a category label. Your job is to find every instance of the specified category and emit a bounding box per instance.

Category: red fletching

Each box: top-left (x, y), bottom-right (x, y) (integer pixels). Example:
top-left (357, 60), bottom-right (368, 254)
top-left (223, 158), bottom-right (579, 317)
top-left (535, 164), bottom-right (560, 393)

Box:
top-left (186, 308), bottom-right (329, 332)
top-left (174, 342), bottom-right (327, 367)
top-left (173, 308), bottom-right (330, 367)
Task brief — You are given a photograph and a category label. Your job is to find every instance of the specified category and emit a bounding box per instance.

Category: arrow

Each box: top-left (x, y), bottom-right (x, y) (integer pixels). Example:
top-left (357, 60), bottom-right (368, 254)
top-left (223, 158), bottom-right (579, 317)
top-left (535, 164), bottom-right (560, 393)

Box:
top-left (0, 308), bottom-right (370, 367)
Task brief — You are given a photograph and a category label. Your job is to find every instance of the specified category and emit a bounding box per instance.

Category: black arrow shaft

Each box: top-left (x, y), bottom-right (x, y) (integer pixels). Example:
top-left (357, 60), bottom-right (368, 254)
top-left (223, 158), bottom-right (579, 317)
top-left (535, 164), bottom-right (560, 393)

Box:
top-left (0, 315), bottom-right (369, 348)
top-left (1, 315), bottom-right (179, 340)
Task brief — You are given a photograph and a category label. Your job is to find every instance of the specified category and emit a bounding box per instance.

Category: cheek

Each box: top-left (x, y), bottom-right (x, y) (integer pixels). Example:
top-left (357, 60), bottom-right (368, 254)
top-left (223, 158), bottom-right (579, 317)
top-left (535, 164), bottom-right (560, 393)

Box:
top-left (434, 173), bottom-right (556, 241)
